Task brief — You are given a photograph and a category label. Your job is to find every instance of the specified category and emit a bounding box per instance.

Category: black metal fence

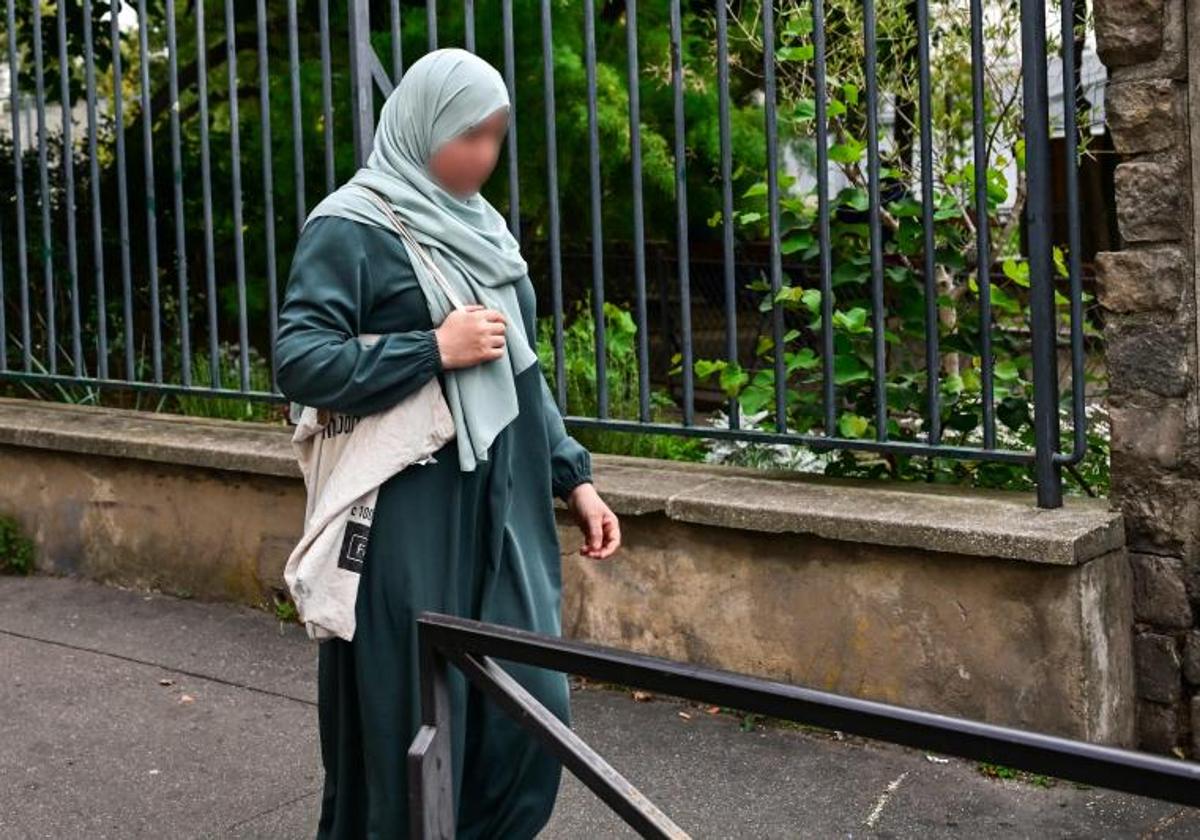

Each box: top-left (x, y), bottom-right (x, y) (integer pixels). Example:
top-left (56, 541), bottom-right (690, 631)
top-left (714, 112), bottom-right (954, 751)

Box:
top-left (0, 1), bottom-right (1090, 507)
top-left (409, 612), bottom-right (1200, 838)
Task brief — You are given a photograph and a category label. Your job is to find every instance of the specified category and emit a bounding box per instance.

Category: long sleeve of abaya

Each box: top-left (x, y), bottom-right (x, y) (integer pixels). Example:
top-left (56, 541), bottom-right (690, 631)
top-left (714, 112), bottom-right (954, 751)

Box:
top-left (275, 217), bottom-right (444, 417)
top-left (539, 374), bottom-right (593, 502)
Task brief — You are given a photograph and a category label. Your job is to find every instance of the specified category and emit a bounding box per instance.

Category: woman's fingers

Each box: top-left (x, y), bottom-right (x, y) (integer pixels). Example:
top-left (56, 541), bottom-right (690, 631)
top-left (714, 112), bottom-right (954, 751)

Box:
top-left (599, 513), bottom-right (620, 558)
top-left (590, 513), bottom-right (604, 549)
top-left (580, 512), bottom-right (603, 555)
top-left (471, 311), bottom-right (505, 358)
top-left (589, 513), bottom-right (619, 559)
top-left (473, 308), bottom-right (505, 324)
top-left (437, 307), bottom-right (508, 369)
top-left (581, 514), bottom-right (619, 559)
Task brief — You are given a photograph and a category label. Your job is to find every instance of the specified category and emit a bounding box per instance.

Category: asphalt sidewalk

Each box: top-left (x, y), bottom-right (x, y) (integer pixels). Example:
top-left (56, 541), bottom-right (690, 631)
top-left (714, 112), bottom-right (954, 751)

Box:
top-left (0, 573), bottom-right (1195, 839)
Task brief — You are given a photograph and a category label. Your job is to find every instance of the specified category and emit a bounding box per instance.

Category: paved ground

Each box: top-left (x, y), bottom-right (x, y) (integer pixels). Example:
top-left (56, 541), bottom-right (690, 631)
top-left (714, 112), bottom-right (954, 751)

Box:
top-left (0, 573), bottom-right (1196, 839)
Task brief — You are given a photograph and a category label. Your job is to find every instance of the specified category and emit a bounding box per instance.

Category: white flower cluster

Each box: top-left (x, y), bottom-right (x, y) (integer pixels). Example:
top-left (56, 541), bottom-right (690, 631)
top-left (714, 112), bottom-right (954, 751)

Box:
top-left (701, 409), bottom-right (835, 474)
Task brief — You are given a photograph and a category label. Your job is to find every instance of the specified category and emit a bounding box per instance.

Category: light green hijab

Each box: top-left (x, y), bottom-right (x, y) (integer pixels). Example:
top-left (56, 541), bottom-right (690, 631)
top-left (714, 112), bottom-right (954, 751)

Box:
top-left (302, 47), bottom-right (538, 472)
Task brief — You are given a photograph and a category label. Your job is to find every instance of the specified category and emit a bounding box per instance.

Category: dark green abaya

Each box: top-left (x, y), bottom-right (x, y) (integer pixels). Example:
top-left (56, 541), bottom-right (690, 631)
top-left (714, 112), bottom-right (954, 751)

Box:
top-left (275, 215), bottom-right (593, 839)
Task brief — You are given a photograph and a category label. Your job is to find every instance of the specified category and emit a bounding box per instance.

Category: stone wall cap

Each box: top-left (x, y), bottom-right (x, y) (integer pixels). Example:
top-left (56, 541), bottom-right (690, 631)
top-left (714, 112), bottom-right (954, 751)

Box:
top-left (0, 398), bottom-right (1123, 564)
top-left (0, 396), bottom-right (300, 479)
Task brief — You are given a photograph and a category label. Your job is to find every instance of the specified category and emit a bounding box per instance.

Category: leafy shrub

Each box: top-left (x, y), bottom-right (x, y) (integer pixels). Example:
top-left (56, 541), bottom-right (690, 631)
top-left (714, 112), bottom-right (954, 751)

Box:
top-left (171, 342), bottom-right (283, 422)
top-left (538, 294), bottom-right (707, 462)
top-left (0, 514), bottom-right (35, 575)
top-left (682, 0), bottom-right (1109, 496)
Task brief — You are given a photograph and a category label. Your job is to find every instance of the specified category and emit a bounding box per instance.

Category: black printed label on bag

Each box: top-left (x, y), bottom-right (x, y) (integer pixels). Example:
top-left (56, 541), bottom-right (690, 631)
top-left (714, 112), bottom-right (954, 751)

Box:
top-left (321, 413), bottom-right (362, 440)
top-left (338, 520), bottom-right (370, 574)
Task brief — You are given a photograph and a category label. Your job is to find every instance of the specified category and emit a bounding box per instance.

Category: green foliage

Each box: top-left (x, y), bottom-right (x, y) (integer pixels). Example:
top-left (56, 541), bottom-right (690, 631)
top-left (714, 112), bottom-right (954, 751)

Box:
top-left (1, 1), bottom-right (1109, 497)
top-left (273, 592), bottom-right (299, 625)
top-left (2, 1), bottom-right (772, 395)
top-left (977, 761), bottom-right (1058, 788)
top-left (537, 294), bottom-right (706, 463)
top-left (0, 514), bottom-right (35, 576)
top-left (0, 312), bottom-right (286, 422)
top-left (682, 0), bottom-right (1108, 495)
top-left (171, 342), bottom-right (280, 422)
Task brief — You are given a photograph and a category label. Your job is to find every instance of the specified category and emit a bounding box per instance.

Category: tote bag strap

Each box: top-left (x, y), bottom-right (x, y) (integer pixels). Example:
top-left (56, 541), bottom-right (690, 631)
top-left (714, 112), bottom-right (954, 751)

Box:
top-left (353, 184), bottom-right (469, 312)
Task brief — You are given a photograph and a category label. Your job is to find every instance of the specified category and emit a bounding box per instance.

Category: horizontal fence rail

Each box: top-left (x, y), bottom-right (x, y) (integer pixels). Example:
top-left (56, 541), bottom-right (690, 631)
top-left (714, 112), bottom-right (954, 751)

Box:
top-left (0, 1), bottom-right (1093, 506)
top-left (410, 612), bottom-right (1200, 839)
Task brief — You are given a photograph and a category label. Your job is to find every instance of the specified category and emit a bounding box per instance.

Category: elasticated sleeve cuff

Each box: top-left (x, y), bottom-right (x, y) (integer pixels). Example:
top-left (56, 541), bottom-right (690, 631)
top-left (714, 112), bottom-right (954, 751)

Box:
top-left (551, 439), bottom-right (593, 502)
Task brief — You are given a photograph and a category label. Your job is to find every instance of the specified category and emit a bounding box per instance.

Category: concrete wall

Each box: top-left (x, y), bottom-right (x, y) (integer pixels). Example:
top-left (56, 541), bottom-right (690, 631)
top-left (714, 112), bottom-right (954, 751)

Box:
top-left (0, 399), bottom-right (1133, 747)
top-left (1095, 0), bottom-right (1200, 756)
top-left (563, 515), bottom-right (1132, 746)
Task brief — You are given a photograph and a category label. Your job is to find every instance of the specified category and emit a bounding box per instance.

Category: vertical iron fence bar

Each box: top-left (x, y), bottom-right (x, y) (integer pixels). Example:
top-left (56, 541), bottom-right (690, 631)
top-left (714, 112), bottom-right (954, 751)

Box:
top-left (761, 0), bottom-right (784, 432)
top-left (224, 0), bottom-right (250, 390)
top-left (32, 0), bottom-right (56, 374)
top-left (716, 0), bottom-right (738, 431)
top-left (915, 0), bottom-right (939, 445)
top-left (349, 0), bottom-right (373, 167)
top-left (83, 0), bottom-right (107, 379)
top-left (584, 0), bottom-right (607, 418)
top-left (319, 0), bottom-right (335, 194)
top-left (1059, 0), bottom-right (1087, 464)
top-left (165, 0), bottom-right (191, 386)
top-left (464, 0), bottom-right (476, 53)
top-left (427, 0), bottom-right (438, 51)
top-left (257, 0), bottom-right (279, 390)
top-left (668, 0), bottom-right (693, 425)
top-left (7, 0), bottom-right (30, 372)
top-left (56, 1), bottom-right (82, 374)
top-left (287, 0), bottom-right (307, 234)
top-left (625, 0), bottom-right (650, 423)
top-left (1020, 0), bottom-right (1063, 507)
top-left (195, 0), bottom-right (220, 387)
top-left (111, 0), bottom-right (135, 380)
top-left (0, 217), bottom-right (5, 370)
top-left (813, 0), bottom-right (835, 437)
top-left (136, 0), bottom-right (162, 382)
top-left (969, 0), bottom-right (994, 448)
top-left (540, 0), bottom-right (566, 408)
top-left (502, 0), bottom-right (519, 241)
top-left (863, 0), bottom-right (886, 439)
top-left (391, 0), bottom-right (404, 78)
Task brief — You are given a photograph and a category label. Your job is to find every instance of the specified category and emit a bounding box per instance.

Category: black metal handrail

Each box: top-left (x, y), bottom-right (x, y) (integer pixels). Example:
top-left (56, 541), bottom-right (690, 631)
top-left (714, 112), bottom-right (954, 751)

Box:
top-left (409, 612), bottom-right (1200, 838)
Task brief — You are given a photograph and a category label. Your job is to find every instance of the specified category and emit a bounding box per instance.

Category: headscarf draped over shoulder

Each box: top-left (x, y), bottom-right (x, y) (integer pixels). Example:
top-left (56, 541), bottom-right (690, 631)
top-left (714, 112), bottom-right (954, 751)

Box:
top-left (303, 47), bottom-right (537, 473)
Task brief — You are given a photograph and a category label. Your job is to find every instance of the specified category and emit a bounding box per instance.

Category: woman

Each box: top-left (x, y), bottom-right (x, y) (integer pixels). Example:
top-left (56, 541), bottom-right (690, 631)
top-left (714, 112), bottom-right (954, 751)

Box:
top-left (275, 47), bottom-right (621, 839)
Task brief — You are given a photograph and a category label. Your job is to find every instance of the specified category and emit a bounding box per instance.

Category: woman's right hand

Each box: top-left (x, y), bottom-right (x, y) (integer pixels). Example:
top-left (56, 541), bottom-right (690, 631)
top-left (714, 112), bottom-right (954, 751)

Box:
top-left (433, 304), bottom-right (508, 370)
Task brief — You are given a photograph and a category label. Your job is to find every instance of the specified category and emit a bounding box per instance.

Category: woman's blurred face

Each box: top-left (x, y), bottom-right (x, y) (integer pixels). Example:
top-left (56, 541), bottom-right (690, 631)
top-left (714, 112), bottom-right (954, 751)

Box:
top-left (428, 107), bottom-right (509, 198)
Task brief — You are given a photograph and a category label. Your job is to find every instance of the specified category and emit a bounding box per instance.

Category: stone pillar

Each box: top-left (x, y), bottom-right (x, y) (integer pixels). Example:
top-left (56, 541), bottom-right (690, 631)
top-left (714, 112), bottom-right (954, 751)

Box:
top-left (1095, 0), bottom-right (1200, 757)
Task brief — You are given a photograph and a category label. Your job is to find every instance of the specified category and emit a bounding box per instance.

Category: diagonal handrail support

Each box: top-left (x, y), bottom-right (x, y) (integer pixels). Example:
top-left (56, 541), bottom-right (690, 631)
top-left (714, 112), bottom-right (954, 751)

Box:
top-left (408, 618), bottom-right (687, 839)
top-left (347, 0), bottom-right (399, 168)
top-left (452, 650), bottom-right (689, 838)
top-left (409, 611), bottom-right (1200, 838)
